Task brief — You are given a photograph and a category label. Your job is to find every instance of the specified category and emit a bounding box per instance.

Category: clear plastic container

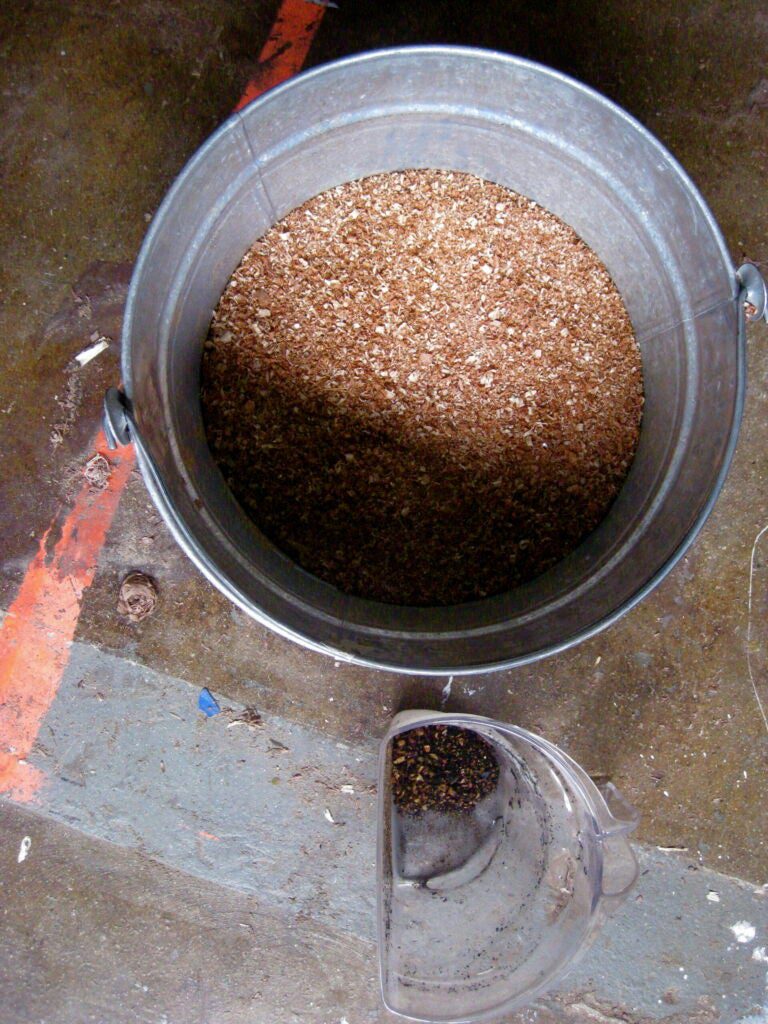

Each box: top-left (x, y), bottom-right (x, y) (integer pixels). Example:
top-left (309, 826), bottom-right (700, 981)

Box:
top-left (377, 711), bottom-right (639, 1023)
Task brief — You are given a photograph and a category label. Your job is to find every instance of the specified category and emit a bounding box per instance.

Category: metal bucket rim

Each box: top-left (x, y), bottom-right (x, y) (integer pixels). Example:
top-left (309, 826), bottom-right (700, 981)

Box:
top-left (123, 44), bottom-right (736, 391)
top-left (121, 45), bottom-right (746, 676)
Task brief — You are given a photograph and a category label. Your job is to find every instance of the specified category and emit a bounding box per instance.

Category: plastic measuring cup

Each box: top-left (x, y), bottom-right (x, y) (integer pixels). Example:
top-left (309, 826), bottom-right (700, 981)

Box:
top-left (377, 711), bottom-right (639, 1022)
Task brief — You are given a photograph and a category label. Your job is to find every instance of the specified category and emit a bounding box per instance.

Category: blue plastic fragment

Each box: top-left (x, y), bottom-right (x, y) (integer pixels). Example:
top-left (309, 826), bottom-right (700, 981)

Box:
top-left (198, 687), bottom-right (221, 717)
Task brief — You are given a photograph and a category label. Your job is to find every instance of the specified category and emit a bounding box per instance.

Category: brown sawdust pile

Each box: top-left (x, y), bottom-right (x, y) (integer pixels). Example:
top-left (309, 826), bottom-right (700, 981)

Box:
top-left (201, 170), bottom-right (643, 606)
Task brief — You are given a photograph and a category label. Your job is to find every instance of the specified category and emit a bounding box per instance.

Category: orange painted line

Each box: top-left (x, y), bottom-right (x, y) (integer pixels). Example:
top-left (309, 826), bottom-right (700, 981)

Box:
top-left (234, 0), bottom-right (326, 111)
top-left (0, 435), bottom-right (135, 800)
top-left (0, 1), bottom-right (327, 804)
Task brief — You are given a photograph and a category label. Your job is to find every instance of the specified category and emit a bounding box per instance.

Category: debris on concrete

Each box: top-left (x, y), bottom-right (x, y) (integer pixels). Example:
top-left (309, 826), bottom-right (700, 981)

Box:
top-left (731, 921), bottom-right (757, 943)
top-left (267, 737), bottom-right (290, 752)
top-left (198, 688), bottom-right (221, 717)
top-left (83, 453), bottom-right (111, 490)
top-left (17, 836), bottom-right (31, 864)
top-left (197, 830), bottom-right (220, 842)
top-left (323, 806), bottom-right (346, 826)
top-left (752, 947), bottom-right (768, 964)
top-left (117, 571), bottom-right (158, 622)
top-left (707, 891), bottom-right (721, 903)
top-left (72, 289), bottom-right (93, 319)
top-left (50, 372), bottom-right (84, 448)
top-left (340, 784), bottom-right (355, 794)
top-left (74, 336), bottom-right (110, 367)
top-left (224, 706), bottom-right (262, 729)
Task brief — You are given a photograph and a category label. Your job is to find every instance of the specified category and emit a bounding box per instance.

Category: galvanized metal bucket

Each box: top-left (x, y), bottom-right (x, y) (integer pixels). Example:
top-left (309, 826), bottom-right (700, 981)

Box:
top-left (105, 46), bottom-right (767, 675)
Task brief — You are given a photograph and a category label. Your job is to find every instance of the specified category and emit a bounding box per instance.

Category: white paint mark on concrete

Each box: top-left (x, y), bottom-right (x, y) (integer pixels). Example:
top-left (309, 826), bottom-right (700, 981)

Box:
top-left (441, 676), bottom-right (453, 706)
top-left (17, 836), bottom-right (31, 863)
top-left (707, 891), bottom-right (721, 902)
top-left (324, 808), bottom-right (335, 824)
top-left (731, 921), bottom-right (757, 944)
top-left (753, 947), bottom-right (768, 964)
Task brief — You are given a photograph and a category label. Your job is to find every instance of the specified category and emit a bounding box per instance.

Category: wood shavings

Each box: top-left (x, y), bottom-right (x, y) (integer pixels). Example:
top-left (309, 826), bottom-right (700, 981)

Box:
top-left (391, 724), bottom-right (499, 814)
top-left (72, 290), bottom-right (92, 319)
top-left (224, 706), bottom-right (263, 730)
top-left (117, 571), bottom-right (159, 622)
top-left (83, 454), bottom-right (111, 490)
top-left (202, 170), bottom-right (643, 605)
top-left (50, 373), bottom-right (83, 449)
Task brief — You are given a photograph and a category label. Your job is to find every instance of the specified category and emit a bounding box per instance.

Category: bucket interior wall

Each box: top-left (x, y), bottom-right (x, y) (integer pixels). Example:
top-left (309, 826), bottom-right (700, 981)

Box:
top-left (124, 49), bottom-right (741, 672)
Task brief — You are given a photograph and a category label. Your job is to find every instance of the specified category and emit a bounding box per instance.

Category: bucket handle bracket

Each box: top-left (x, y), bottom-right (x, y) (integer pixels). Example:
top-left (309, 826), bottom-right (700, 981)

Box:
top-left (737, 263), bottom-right (768, 323)
top-left (103, 387), bottom-right (134, 450)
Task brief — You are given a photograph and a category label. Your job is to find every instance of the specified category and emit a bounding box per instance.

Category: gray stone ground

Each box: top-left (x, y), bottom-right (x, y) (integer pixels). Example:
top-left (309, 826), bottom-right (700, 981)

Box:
top-left (2, 642), bottom-right (767, 1022)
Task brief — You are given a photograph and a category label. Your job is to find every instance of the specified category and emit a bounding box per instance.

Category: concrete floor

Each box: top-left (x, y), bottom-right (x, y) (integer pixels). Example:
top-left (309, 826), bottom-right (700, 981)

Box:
top-left (2, 1), bottom-right (768, 1022)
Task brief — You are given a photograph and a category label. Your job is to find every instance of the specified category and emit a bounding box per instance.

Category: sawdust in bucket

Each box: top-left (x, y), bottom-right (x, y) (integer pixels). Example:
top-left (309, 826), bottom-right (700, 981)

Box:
top-left (201, 170), bottom-right (643, 606)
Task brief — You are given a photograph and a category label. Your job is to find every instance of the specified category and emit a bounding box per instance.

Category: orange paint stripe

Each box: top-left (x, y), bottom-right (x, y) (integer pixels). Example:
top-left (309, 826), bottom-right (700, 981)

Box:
top-left (0, 435), bottom-right (135, 800)
top-left (0, 1), bottom-right (326, 803)
top-left (234, 0), bottom-right (326, 111)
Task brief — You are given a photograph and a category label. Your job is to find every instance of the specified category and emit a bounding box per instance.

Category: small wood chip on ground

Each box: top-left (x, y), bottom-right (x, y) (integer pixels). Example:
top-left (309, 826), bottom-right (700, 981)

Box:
top-left (117, 571), bottom-right (159, 622)
top-left (202, 170), bottom-right (644, 606)
top-left (224, 706), bottom-right (263, 729)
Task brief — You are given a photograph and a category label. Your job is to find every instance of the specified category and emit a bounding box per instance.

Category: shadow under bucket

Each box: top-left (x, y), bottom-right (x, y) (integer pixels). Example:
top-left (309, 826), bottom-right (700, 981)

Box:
top-left (105, 46), bottom-right (766, 675)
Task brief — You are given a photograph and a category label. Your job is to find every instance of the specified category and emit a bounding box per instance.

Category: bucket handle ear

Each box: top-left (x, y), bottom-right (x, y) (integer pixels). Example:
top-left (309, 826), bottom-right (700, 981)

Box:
top-left (103, 387), bottom-right (133, 449)
top-left (103, 387), bottom-right (176, 521)
top-left (737, 263), bottom-right (768, 323)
